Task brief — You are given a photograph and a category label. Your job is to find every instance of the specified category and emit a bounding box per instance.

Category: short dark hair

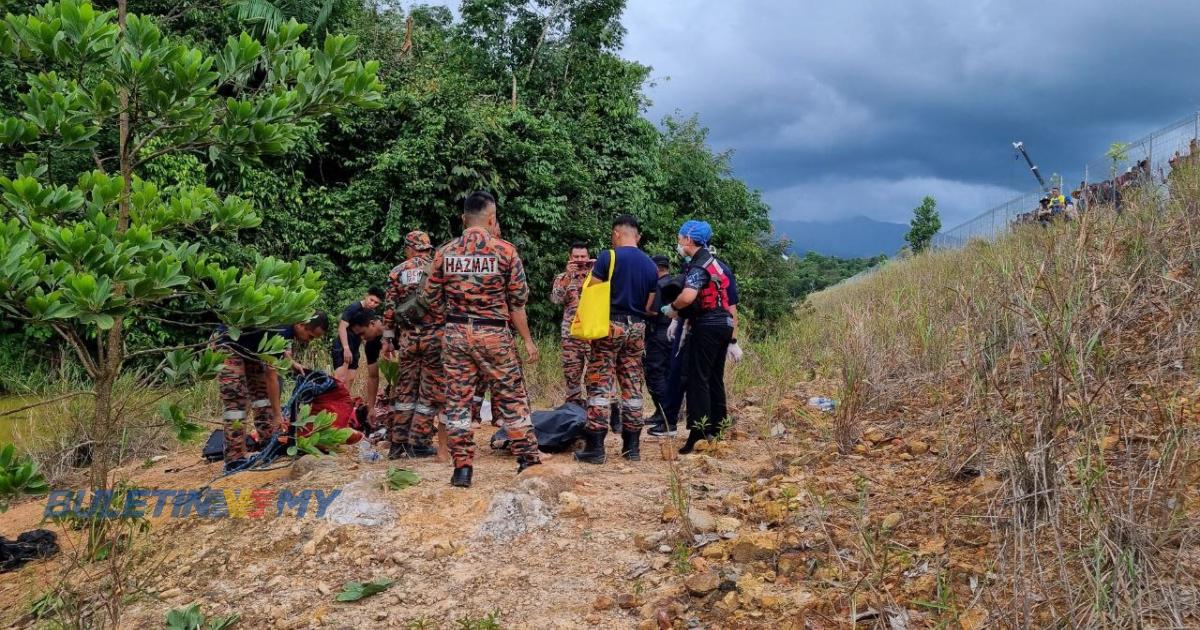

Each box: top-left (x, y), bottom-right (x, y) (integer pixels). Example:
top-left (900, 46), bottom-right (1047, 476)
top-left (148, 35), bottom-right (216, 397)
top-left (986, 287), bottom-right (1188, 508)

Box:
top-left (569, 240), bottom-right (588, 253)
top-left (612, 214), bottom-right (639, 231)
top-left (306, 310), bottom-right (330, 332)
top-left (347, 308), bottom-right (379, 328)
top-left (366, 287), bottom-right (385, 300)
top-left (464, 191), bottom-right (496, 215)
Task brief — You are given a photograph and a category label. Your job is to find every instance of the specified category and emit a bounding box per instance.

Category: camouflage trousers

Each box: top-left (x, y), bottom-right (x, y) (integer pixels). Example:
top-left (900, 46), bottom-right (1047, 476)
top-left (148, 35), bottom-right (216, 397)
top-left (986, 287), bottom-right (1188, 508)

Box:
top-left (218, 355), bottom-right (274, 462)
top-left (387, 327), bottom-right (445, 448)
top-left (561, 335), bottom-right (591, 406)
top-left (442, 322), bottom-right (539, 468)
top-left (585, 319), bottom-right (647, 433)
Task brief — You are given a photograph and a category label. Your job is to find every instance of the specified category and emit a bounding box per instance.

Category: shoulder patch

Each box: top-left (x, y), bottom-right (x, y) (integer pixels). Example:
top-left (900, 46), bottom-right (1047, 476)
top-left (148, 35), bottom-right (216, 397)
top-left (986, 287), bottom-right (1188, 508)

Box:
top-left (400, 268), bottom-right (424, 285)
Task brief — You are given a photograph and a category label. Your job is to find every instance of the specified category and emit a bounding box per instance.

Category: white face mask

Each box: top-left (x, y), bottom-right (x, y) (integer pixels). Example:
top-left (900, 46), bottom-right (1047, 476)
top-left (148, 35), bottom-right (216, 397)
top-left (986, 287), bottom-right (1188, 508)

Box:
top-left (676, 243), bottom-right (688, 258)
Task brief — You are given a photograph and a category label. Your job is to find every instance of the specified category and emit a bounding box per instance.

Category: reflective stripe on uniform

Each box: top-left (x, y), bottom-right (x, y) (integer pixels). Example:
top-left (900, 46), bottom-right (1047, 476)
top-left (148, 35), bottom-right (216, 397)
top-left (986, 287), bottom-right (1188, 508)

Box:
top-left (444, 408), bottom-right (472, 432)
top-left (620, 398), bottom-right (644, 411)
top-left (393, 402), bottom-right (416, 412)
top-left (223, 410), bottom-right (247, 420)
top-left (587, 396), bottom-right (610, 407)
top-left (251, 399), bottom-right (270, 408)
top-left (415, 404), bottom-right (437, 416)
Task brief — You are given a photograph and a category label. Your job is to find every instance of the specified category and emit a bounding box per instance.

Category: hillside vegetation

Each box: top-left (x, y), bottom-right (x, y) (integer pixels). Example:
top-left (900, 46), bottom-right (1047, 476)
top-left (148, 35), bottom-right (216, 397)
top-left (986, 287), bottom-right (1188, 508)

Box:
top-left (3, 159), bottom-right (1196, 630)
top-left (730, 161), bottom-right (1200, 626)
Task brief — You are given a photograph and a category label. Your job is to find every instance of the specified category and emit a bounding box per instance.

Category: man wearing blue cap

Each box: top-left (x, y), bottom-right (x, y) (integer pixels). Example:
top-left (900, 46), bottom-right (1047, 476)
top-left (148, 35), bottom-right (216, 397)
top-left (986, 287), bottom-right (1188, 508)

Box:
top-left (660, 220), bottom-right (737, 454)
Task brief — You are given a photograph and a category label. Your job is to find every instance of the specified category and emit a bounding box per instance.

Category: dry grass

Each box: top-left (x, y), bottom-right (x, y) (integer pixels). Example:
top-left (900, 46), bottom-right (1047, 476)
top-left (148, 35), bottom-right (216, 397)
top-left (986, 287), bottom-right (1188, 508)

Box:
top-left (750, 163), bottom-right (1200, 626)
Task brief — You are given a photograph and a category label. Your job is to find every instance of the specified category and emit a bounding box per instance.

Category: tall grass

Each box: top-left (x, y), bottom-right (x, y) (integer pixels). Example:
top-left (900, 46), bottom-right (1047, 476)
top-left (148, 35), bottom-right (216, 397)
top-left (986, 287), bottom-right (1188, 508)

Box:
top-left (766, 162), bottom-right (1200, 626)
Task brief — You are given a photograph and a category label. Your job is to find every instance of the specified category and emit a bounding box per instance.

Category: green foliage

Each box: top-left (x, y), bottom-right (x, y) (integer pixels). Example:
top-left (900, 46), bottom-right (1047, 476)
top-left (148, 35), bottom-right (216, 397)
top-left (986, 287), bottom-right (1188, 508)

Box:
top-left (456, 610), bottom-right (502, 630)
top-left (905, 196), bottom-right (941, 254)
top-left (782, 251), bottom-right (886, 297)
top-left (0, 442), bottom-right (49, 511)
top-left (2, 0), bottom-right (802, 373)
top-left (383, 465), bottom-right (419, 490)
top-left (159, 402), bottom-right (204, 442)
top-left (165, 603), bottom-right (240, 630)
top-left (28, 590), bottom-right (65, 620)
top-left (335, 577), bottom-right (394, 602)
top-left (131, 0), bottom-right (790, 331)
top-left (0, 0), bottom-right (381, 480)
top-left (286, 403), bottom-right (352, 456)
top-left (377, 358), bottom-right (400, 387)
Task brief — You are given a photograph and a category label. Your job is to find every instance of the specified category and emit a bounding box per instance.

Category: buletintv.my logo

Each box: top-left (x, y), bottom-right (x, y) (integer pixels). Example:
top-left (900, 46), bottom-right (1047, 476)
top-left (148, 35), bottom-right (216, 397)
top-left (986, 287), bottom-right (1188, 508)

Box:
top-left (43, 488), bottom-right (342, 519)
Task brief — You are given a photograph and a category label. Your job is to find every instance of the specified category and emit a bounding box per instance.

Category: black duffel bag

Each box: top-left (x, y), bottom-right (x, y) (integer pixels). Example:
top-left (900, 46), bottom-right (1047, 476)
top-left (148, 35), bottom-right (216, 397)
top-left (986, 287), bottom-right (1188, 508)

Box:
top-left (490, 402), bottom-right (586, 453)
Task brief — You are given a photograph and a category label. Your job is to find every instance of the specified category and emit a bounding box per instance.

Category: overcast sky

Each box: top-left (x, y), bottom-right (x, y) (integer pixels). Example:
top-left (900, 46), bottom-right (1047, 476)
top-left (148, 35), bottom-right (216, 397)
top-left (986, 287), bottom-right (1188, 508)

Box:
top-left (620, 0), bottom-right (1200, 227)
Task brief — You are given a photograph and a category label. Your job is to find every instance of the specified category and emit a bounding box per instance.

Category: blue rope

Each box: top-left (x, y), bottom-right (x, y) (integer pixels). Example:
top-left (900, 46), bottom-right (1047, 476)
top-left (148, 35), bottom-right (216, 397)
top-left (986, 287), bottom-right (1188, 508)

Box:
top-left (209, 370), bottom-right (338, 483)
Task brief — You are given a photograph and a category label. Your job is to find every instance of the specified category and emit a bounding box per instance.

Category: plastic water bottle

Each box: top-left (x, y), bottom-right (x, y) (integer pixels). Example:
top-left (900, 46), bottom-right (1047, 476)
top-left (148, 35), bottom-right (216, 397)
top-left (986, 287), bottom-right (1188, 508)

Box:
top-left (357, 440), bottom-right (381, 463)
top-left (808, 396), bottom-right (836, 413)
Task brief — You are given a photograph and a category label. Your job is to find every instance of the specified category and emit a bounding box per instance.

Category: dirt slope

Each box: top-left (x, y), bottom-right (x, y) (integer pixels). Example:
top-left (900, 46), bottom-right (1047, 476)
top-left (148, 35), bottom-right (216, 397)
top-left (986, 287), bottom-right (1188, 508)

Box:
top-left (0, 381), bottom-right (1045, 629)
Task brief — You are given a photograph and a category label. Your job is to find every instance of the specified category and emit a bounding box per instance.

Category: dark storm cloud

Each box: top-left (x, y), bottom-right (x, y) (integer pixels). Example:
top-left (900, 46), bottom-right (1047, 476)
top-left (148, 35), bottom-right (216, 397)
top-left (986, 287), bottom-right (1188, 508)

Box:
top-left (621, 0), bottom-right (1200, 225)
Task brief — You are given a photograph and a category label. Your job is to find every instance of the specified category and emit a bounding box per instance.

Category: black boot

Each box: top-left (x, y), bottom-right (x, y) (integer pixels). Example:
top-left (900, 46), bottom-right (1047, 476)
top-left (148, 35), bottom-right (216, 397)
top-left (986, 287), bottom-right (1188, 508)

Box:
top-left (621, 430), bottom-right (641, 461)
top-left (404, 443), bottom-right (437, 458)
top-left (517, 457), bottom-right (541, 474)
top-left (678, 429), bottom-right (704, 455)
top-left (387, 442), bottom-right (407, 460)
top-left (574, 428), bottom-right (607, 464)
top-left (451, 466), bottom-right (473, 488)
top-left (609, 403), bottom-right (622, 433)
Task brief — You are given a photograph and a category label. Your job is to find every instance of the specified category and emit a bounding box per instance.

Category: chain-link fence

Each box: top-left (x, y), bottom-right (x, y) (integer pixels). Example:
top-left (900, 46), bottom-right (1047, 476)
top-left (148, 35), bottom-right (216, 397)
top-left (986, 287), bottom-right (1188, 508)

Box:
top-left (932, 112), bottom-right (1200, 249)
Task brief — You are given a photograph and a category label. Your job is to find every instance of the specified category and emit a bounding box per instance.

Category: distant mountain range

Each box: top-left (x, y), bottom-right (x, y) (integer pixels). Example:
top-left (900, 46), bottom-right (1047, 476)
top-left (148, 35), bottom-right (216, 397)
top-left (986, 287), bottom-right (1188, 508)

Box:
top-left (772, 216), bottom-right (908, 259)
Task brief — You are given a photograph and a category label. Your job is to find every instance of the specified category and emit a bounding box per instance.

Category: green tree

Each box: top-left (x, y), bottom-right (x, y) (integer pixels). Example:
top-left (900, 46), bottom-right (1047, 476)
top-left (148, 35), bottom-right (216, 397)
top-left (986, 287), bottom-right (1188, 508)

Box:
top-left (0, 0), bottom-right (381, 485)
top-left (904, 196), bottom-right (940, 254)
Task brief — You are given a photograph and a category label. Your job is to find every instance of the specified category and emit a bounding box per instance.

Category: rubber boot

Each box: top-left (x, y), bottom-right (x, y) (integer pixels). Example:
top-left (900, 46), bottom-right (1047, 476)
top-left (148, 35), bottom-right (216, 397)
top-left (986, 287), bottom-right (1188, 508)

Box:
top-left (678, 429), bottom-right (705, 455)
top-left (621, 430), bottom-right (641, 461)
top-left (451, 466), bottom-right (473, 488)
top-left (387, 442), bottom-right (407, 460)
top-left (574, 428), bottom-right (607, 464)
top-left (517, 456), bottom-right (541, 474)
top-left (404, 443), bottom-right (437, 458)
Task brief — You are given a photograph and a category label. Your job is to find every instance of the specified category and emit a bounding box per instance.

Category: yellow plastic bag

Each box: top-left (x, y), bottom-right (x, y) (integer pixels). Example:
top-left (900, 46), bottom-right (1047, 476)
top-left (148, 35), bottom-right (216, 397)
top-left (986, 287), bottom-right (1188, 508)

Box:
top-left (570, 249), bottom-right (614, 340)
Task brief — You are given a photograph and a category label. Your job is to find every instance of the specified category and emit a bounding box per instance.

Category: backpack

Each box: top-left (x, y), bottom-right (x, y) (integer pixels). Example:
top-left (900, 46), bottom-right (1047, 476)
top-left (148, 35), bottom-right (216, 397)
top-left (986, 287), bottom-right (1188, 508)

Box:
top-left (393, 260), bottom-right (433, 328)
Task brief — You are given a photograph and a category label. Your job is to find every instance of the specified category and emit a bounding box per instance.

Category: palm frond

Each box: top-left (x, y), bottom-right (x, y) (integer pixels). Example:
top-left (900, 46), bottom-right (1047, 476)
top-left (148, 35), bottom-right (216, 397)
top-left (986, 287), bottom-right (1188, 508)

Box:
top-left (311, 0), bottom-right (335, 36)
top-left (230, 0), bottom-right (285, 29)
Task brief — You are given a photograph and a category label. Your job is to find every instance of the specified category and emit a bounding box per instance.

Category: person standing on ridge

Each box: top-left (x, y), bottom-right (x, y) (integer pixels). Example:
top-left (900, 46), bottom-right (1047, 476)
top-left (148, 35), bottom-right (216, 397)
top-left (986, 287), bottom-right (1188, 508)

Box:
top-left (574, 214), bottom-right (659, 465)
top-left (550, 241), bottom-right (594, 407)
top-left (423, 191), bottom-right (542, 487)
top-left (661, 220), bottom-right (736, 454)
top-left (380, 230), bottom-right (443, 460)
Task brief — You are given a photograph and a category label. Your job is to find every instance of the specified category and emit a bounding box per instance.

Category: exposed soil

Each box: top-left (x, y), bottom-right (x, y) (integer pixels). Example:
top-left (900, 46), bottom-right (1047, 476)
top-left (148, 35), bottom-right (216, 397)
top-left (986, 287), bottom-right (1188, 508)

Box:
top-left (2, 378), bottom-right (1195, 629)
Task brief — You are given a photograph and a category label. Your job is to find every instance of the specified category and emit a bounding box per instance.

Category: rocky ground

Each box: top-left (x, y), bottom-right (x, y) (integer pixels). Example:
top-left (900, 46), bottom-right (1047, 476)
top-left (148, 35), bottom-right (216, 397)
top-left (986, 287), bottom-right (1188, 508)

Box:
top-left (1, 383), bottom-right (1023, 629)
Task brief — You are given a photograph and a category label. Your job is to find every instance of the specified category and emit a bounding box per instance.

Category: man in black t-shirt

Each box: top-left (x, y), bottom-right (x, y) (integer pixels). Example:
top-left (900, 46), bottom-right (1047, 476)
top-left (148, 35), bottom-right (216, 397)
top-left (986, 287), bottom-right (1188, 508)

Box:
top-left (333, 288), bottom-right (384, 401)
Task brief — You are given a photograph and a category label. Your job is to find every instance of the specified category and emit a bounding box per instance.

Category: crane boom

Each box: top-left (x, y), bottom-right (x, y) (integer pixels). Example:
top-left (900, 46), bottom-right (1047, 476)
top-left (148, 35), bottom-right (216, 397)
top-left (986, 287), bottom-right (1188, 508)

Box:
top-left (1012, 141), bottom-right (1048, 192)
